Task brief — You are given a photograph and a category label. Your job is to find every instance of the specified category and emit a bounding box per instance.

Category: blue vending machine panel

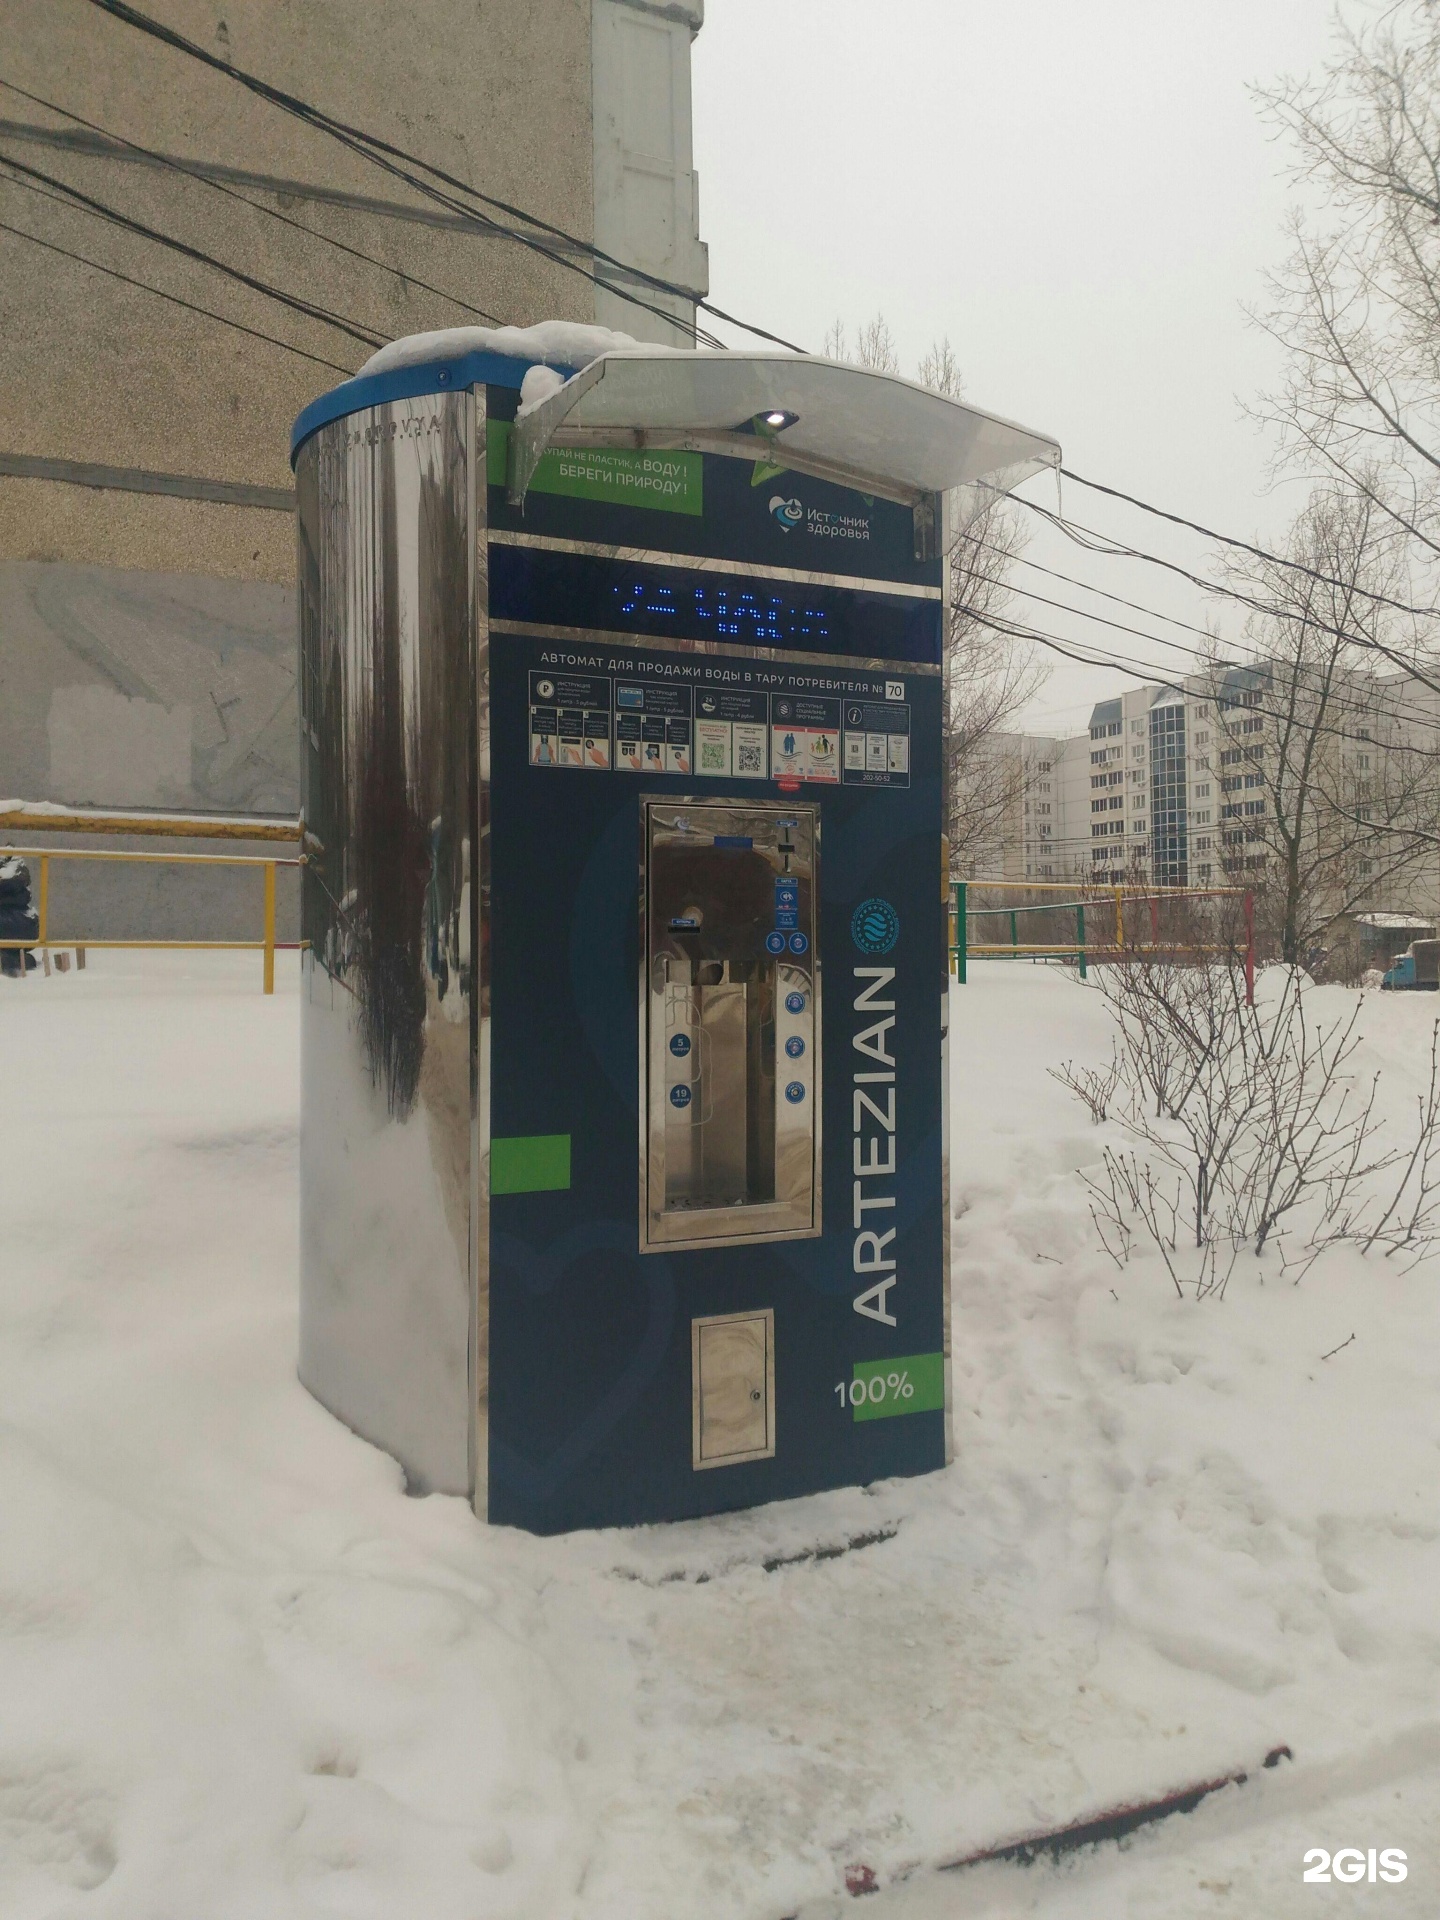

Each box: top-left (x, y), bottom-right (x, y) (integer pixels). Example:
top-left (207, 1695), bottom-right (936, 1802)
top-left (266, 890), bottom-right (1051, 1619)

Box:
top-left (482, 385), bottom-right (948, 1533)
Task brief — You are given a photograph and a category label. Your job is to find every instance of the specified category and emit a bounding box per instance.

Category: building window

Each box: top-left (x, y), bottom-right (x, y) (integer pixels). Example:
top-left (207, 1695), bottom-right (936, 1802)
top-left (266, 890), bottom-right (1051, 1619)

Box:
top-left (1194, 783), bottom-right (1210, 798)
top-left (1149, 703), bottom-right (1189, 885)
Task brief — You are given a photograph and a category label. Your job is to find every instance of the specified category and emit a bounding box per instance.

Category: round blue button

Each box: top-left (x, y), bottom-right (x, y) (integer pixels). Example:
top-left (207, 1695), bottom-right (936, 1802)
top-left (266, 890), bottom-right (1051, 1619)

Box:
top-left (785, 1035), bottom-right (805, 1059)
top-left (669, 1033), bottom-right (691, 1057)
top-left (784, 1080), bottom-right (806, 1103)
top-left (764, 931), bottom-right (787, 955)
top-left (784, 991), bottom-right (806, 1014)
top-left (788, 931), bottom-right (809, 955)
top-left (669, 1083), bottom-right (693, 1108)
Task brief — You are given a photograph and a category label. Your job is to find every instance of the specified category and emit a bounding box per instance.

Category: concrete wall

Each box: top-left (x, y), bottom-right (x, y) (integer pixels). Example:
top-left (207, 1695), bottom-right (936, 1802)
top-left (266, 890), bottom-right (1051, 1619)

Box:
top-left (0, 0), bottom-right (681, 941)
top-left (592, 0), bottom-right (708, 345)
top-left (0, 0), bottom-right (597, 583)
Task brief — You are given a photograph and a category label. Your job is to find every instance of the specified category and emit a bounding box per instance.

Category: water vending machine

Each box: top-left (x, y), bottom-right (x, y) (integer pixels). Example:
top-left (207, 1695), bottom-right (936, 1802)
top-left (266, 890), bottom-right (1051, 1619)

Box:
top-left (292, 339), bottom-right (1058, 1533)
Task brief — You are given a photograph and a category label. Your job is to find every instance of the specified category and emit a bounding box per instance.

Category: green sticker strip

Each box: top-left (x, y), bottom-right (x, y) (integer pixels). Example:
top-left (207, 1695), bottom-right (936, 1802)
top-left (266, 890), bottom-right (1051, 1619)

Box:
top-left (487, 420), bottom-right (703, 516)
top-left (851, 1351), bottom-right (945, 1422)
top-left (491, 1134), bottom-right (571, 1195)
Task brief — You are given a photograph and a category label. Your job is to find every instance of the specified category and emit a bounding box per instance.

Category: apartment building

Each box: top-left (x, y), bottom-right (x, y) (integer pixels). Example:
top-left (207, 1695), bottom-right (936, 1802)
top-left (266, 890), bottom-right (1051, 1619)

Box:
top-left (991, 665), bottom-right (1440, 916)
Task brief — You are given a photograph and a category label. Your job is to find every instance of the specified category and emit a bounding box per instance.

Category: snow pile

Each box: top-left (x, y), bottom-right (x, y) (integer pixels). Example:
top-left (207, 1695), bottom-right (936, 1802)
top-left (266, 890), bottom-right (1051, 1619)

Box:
top-left (517, 363), bottom-right (568, 415)
top-left (2, 955), bottom-right (1439, 1916)
top-left (357, 322), bottom-right (643, 381)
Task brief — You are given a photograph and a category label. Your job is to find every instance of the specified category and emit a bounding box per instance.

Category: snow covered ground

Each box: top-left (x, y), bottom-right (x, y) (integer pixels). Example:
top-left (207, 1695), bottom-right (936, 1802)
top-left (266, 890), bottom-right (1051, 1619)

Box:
top-left (3, 953), bottom-right (1439, 1917)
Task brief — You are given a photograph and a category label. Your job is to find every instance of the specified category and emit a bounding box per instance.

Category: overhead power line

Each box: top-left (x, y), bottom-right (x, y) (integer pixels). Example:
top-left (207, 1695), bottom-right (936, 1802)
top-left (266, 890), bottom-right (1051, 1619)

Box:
top-left (85, 0), bottom-right (805, 354)
top-left (0, 213), bottom-right (354, 373)
top-left (958, 521), bottom-right (1440, 731)
top-left (0, 149), bottom-right (385, 349)
top-left (1059, 465), bottom-right (1440, 623)
top-left (982, 607), bottom-right (1438, 758)
top-left (0, 77), bottom-right (503, 329)
top-left (1012, 491), bottom-right (1440, 703)
top-left (990, 572), bottom-right (1440, 734)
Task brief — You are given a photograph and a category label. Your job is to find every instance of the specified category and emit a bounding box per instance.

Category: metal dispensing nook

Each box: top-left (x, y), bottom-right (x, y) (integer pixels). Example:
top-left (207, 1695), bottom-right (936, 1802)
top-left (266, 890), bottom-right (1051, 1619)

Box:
top-left (291, 336), bottom-right (1058, 1534)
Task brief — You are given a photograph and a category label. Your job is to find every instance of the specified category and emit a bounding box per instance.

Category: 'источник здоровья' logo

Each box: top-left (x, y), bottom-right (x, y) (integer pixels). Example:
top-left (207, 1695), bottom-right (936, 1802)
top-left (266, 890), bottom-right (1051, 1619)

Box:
top-left (769, 495), bottom-right (803, 532)
top-left (851, 898), bottom-right (900, 955)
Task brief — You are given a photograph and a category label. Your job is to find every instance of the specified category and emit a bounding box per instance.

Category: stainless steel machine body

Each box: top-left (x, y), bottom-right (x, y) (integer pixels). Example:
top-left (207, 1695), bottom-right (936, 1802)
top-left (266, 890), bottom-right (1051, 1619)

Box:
top-left (295, 385), bottom-right (484, 1497)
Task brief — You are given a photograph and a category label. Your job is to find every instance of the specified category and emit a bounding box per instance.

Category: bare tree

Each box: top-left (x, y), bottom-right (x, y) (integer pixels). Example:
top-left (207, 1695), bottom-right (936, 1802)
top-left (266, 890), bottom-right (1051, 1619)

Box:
top-left (825, 316), bottom-right (1050, 872)
top-left (943, 511), bottom-right (1049, 872)
top-left (1253, 4), bottom-right (1440, 604)
top-left (823, 313), bottom-right (900, 373)
top-left (1201, 488), bottom-right (1440, 965)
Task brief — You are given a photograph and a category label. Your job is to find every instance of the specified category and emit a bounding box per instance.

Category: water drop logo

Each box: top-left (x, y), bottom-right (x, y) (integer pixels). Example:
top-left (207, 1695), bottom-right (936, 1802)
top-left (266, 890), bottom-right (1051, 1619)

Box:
top-left (851, 897), bottom-right (899, 955)
top-left (769, 495), bottom-right (803, 532)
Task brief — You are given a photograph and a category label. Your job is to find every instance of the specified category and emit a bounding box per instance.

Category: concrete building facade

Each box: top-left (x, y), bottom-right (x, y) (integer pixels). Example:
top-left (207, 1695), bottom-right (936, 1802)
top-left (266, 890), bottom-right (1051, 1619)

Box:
top-left (0, 0), bottom-right (706, 938)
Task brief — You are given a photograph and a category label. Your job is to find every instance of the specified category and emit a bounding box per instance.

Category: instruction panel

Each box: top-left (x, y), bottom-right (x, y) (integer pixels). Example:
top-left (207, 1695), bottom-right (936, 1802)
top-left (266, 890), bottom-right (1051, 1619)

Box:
top-left (526, 656), bottom-right (911, 787)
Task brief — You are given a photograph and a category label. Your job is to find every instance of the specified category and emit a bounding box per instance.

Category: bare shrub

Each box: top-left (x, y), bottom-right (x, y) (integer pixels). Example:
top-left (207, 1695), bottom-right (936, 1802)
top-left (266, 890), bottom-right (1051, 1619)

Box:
top-left (1048, 1047), bottom-right (1121, 1124)
top-left (1060, 955), bottom-right (1440, 1294)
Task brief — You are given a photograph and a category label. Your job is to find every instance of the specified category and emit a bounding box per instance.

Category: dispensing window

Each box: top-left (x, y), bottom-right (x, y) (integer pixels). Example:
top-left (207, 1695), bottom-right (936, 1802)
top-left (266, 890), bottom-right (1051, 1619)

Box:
top-left (642, 800), bottom-right (820, 1251)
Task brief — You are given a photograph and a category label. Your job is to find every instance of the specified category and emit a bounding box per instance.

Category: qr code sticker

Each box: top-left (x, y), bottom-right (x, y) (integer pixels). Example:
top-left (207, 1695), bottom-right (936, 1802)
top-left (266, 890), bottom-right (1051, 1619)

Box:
top-left (737, 743), bottom-right (763, 773)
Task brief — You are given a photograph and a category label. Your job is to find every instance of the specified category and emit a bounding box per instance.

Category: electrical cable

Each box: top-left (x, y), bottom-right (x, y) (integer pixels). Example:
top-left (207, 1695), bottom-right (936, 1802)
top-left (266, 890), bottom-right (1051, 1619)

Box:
top-left (1060, 465), bottom-right (1440, 622)
top-left (0, 76), bottom-right (504, 328)
top-left (84, 0), bottom-right (773, 352)
top-left (955, 518), bottom-right (1440, 733)
top-left (1007, 546), bottom-right (1227, 644)
top-left (0, 149), bottom-right (385, 348)
top-left (991, 574), bottom-right (1440, 734)
top-left (0, 212), bottom-right (355, 372)
top-left (978, 606), bottom-right (1436, 759)
top-left (1011, 490), bottom-right (1440, 702)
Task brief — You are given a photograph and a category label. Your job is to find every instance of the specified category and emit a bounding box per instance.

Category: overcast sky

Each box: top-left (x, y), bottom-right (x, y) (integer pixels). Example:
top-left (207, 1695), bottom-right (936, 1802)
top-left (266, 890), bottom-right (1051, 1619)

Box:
top-left (692, 2), bottom-right (1348, 733)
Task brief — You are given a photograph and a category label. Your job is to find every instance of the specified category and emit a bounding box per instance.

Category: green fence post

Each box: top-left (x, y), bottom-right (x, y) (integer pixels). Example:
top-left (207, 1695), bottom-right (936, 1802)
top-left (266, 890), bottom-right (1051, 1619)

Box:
top-left (1077, 901), bottom-right (1087, 980)
top-left (1009, 907), bottom-right (1018, 961)
top-left (957, 881), bottom-right (967, 984)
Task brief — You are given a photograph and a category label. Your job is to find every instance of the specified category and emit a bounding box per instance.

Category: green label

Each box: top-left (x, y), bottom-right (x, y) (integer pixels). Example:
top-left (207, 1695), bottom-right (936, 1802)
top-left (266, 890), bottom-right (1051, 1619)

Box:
top-left (849, 1352), bottom-right (945, 1422)
top-left (488, 421), bottom-right (703, 516)
top-left (491, 1134), bottom-right (571, 1195)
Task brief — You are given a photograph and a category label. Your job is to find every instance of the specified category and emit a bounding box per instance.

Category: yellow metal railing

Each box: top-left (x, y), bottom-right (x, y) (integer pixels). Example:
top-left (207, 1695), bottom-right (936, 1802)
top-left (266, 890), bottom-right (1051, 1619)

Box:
top-left (0, 840), bottom-right (301, 998)
top-left (0, 803), bottom-right (298, 842)
top-left (948, 877), bottom-right (1257, 1003)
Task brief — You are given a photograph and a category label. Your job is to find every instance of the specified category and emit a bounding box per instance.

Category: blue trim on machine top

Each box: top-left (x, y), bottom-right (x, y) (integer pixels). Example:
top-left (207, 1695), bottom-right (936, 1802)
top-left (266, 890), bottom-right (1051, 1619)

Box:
top-left (291, 351), bottom-right (570, 465)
